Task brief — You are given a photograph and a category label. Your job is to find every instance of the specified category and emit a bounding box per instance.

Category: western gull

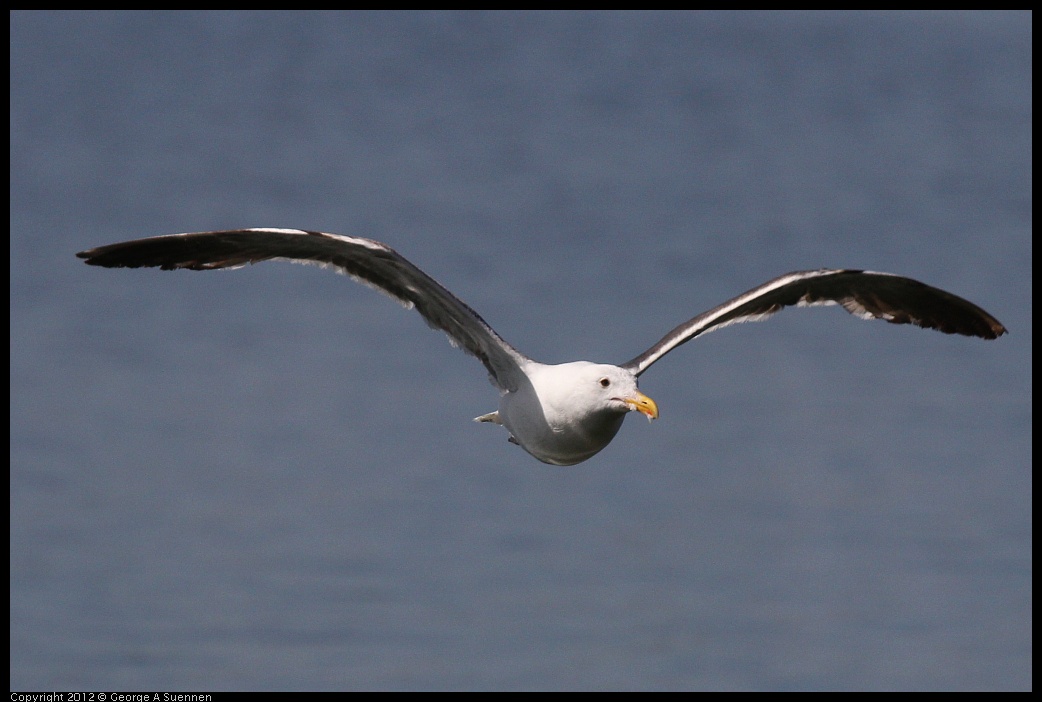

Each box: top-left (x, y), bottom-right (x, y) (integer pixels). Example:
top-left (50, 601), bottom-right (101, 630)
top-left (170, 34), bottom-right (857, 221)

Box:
top-left (77, 228), bottom-right (1007, 465)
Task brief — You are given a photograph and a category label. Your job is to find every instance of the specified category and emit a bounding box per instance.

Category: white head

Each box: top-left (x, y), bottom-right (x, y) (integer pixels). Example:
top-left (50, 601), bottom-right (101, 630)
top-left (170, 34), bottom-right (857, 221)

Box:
top-left (530, 361), bottom-right (658, 423)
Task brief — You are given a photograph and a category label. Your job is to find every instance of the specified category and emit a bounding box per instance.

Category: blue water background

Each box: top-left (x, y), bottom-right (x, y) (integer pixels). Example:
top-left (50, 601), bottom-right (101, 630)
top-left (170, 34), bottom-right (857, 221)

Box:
top-left (10, 11), bottom-right (1031, 691)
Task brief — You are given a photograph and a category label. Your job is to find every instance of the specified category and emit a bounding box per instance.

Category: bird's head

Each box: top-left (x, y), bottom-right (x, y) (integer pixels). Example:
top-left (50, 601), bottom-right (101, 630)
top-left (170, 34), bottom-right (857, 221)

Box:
top-left (544, 362), bottom-right (658, 422)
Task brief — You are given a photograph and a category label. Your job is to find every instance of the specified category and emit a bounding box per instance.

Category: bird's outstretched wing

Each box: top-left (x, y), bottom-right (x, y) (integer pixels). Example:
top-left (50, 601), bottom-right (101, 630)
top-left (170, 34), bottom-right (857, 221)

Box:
top-left (77, 228), bottom-right (531, 390)
top-left (621, 269), bottom-right (1006, 377)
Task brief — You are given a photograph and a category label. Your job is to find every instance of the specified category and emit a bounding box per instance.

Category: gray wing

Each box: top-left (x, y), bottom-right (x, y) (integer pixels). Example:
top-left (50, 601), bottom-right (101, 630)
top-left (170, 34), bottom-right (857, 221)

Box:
top-left (77, 228), bottom-right (531, 391)
top-left (621, 269), bottom-right (1006, 377)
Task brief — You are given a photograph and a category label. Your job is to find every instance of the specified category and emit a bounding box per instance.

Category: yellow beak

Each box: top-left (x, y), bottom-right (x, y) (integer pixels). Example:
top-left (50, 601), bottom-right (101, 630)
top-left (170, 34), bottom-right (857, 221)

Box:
top-left (625, 391), bottom-right (659, 421)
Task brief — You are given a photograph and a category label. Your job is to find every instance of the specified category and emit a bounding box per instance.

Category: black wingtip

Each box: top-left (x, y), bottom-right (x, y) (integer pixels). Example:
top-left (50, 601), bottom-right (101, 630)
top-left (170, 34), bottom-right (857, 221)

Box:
top-left (76, 247), bottom-right (120, 267)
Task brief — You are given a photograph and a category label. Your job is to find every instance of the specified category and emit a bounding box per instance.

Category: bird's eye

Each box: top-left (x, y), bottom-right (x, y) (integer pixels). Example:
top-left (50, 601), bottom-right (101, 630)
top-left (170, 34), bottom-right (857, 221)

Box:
top-left (599, 377), bottom-right (611, 388)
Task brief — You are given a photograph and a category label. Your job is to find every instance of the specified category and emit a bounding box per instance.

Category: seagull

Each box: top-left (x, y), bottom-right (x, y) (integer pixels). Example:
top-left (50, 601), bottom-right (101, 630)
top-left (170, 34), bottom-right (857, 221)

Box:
top-left (77, 228), bottom-right (1007, 465)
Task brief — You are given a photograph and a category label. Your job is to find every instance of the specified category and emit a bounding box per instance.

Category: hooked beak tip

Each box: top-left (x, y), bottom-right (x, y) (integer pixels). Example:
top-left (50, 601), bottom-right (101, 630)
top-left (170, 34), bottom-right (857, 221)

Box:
top-left (625, 391), bottom-right (659, 421)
